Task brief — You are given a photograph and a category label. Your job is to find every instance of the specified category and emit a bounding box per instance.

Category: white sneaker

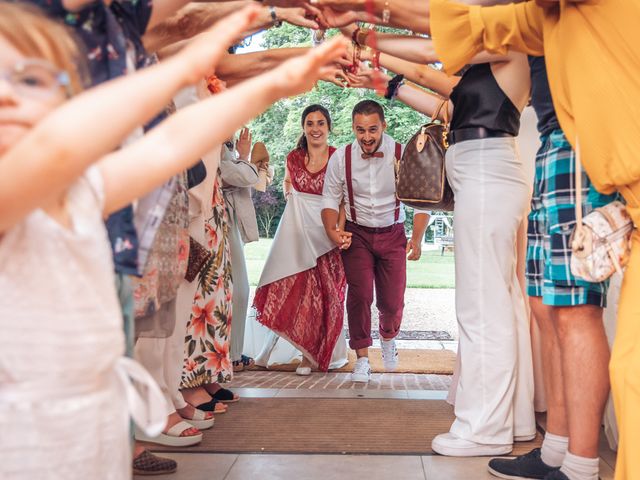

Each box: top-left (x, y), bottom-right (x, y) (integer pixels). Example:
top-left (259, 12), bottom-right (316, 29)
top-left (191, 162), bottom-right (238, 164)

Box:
top-left (380, 338), bottom-right (399, 371)
top-left (295, 366), bottom-right (312, 376)
top-left (431, 432), bottom-right (512, 457)
top-left (351, 357), bottom-right (371, 383)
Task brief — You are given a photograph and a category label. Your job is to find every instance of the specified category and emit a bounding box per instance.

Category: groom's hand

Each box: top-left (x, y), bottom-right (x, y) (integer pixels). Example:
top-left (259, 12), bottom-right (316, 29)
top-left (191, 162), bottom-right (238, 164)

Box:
top-left (406, 238), bottom-right (422, 261)
top-left (327, 227), bottom-right (352, 250)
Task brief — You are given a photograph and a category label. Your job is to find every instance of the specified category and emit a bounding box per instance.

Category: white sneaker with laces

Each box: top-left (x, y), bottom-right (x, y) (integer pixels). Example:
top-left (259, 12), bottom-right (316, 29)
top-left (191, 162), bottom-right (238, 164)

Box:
top-left (380, 338), bottom-right (399, 371)
top-left (351, 357), bottom-right (371, 383)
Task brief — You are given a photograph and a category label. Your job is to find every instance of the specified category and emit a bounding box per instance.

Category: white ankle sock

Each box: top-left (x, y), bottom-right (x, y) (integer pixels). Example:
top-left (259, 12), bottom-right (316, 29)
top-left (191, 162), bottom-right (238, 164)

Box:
top-left (560, 451), bottom-right (599, 480)
top-left (540, 432), bottom-right (568, 467)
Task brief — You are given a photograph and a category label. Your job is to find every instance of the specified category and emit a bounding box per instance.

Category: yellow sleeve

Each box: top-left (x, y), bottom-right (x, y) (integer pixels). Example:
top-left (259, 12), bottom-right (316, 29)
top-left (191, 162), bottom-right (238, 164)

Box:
top-left (431, 0), bottom-right (545, 75)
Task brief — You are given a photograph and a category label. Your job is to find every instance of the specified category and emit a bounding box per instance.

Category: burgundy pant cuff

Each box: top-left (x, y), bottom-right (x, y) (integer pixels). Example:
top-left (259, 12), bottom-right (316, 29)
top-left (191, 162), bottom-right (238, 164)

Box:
top-left (349, 338), bottom-right (373, 350)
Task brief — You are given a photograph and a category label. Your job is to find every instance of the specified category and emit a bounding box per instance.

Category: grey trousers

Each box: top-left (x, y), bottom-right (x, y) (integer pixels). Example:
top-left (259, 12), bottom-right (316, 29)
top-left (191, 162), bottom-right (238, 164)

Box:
top-left (228, 218), bottom-right (250, 363)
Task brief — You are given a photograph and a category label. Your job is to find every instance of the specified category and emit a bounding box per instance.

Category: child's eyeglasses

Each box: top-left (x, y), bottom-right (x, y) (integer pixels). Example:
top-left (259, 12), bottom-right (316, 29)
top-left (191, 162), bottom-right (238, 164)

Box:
top-left (1, 59), bottom-right (72, 99)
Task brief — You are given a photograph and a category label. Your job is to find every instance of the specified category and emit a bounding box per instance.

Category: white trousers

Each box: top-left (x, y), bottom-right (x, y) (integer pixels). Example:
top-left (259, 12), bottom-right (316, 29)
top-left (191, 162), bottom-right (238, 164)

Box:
top-left (135, 334), bottom-right (178, 417)
top-left (446, 137), bottom-right (536, 444)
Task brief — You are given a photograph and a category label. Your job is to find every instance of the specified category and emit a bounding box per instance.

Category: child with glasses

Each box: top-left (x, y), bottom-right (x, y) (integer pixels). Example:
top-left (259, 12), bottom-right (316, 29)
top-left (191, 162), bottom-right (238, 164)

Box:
top-left (0, 3), bottom-right (346, 479)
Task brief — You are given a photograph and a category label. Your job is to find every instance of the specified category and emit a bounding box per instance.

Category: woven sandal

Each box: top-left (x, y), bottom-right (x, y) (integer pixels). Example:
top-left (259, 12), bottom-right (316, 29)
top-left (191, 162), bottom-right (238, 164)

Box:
top-left (181, 407), bottom-right (215, 430)
top-left (135, 421), bottom-right (202, 447)
top-left (132, 450), bottom-right (177, 476)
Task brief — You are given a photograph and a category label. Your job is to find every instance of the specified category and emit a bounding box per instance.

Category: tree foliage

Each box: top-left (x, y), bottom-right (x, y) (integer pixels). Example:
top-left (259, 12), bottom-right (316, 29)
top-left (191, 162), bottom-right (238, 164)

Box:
top-left (248, 25), bottom-right (430, 235)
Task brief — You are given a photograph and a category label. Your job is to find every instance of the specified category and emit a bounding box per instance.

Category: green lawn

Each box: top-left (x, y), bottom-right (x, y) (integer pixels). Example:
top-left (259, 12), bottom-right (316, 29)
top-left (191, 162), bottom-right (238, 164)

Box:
top-left (244, 238), bottom-right (455, 289)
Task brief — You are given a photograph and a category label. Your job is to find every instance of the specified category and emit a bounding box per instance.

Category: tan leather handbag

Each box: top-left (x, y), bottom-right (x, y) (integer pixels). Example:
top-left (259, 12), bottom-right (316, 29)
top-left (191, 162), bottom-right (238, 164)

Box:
top-left (395, 100), bottom-right (454, 211)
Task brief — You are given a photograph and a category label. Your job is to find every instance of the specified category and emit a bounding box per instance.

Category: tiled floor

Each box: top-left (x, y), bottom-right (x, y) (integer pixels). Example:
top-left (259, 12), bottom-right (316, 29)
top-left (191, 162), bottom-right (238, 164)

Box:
top-left (137, 451), bottom-right (616, 480)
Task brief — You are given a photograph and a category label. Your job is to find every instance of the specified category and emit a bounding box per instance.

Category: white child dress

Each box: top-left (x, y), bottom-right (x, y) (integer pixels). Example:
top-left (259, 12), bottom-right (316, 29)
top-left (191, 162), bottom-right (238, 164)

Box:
top-left (0, 168), bottom-right (166, 479)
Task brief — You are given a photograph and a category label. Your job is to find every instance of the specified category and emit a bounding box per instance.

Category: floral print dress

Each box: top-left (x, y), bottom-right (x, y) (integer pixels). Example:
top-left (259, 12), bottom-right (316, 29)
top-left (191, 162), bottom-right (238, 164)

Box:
top-left (180, 177), bottom-right (234, 387)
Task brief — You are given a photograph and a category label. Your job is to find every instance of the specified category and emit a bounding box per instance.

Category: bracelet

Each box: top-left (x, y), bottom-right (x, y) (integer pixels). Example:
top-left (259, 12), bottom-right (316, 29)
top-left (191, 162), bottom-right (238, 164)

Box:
top-left (347, 43), bottom-right (362, 74)
top-left (351, 27), bottom-right (360, 45)
top-left (372, 50), bottom-right (381, 70)
top-left (356, 28), bottom-right (370, 47)
top-left (382, 1), bottom-right (391, 24)
top-left (269, 6), bottom-right (282, 27)
top-left (384, 74), bottom-right (405, 100)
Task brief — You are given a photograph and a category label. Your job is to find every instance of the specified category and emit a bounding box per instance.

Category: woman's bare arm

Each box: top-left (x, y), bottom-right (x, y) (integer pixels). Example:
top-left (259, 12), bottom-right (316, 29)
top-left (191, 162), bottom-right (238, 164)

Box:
top-left (216, 48), bottom-right (310, 87)
top-left (348, 69), bottom-right (448, 121)
top-left (359, 48), bottom-right (458, 98)
top-left (283, 164), bottom-right (293, 199)
top-left (145, 2), bottom-right (320, 53)
top-left (344, 25), bottom-right (512, 65)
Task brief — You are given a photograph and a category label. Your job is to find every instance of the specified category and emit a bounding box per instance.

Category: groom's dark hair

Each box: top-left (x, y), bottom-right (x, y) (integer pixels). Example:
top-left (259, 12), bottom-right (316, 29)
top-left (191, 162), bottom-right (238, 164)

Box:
top-left (352, 100), bottom-right (385, 122)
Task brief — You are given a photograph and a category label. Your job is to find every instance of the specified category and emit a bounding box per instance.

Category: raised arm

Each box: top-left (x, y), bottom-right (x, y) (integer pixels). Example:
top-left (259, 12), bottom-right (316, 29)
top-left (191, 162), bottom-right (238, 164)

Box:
top-left (345, 25), bottom-right (513, 67)
top-left (343, 25), bottom-right (438, 65)
top-left (309, 0), bottom-right (527, 34)
top-left (359, 48), bottom-right (459, 98)
top-left (348, 70), bottom-right (449, 121)
top-left (99, 37), bottom-right (348, 215)
top-left (145, 2), bottom-right (320, 53)
top-left (145, 1), bottom-right (251, 52)
top-left (0, 6), bottom-right (261, 234)
top-left (215, 48), bottom-right (310, 87)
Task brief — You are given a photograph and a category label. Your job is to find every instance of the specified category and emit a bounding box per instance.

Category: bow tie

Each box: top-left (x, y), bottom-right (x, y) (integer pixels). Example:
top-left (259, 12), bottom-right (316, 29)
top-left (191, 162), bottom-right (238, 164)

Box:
top-left (361, 151), bottom-right (384, 159)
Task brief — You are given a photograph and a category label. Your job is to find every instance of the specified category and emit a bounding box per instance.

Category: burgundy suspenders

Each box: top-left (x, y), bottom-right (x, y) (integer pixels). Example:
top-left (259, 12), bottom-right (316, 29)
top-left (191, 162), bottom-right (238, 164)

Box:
top-left (393, 142), bottom-right (401, 223)
top-left (345, 142), bottom-right (402, 225)
top-left (345, 144), bottom-right (358, 223)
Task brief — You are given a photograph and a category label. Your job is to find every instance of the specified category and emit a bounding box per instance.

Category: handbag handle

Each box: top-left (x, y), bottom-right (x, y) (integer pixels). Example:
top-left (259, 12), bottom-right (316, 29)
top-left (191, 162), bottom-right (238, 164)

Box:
top-left (432, 98), bottom-right (450, 129)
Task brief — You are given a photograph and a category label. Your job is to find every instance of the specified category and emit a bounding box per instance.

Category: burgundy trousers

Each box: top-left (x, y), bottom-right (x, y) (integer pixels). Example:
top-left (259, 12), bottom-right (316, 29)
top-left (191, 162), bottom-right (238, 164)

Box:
top-left (341, 221), bottom-right (407, 350)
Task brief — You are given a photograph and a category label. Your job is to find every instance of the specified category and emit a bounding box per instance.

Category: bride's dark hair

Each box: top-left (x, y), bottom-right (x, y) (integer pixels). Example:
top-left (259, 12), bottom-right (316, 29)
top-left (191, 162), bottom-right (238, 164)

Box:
top-left (296, 104), bottom-right (332, 153)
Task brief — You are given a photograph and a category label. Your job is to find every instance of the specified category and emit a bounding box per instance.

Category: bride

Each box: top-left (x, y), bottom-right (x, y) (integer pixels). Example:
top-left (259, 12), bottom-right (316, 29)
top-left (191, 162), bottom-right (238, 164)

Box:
top-left (249, 105), bottom-right (349, 375)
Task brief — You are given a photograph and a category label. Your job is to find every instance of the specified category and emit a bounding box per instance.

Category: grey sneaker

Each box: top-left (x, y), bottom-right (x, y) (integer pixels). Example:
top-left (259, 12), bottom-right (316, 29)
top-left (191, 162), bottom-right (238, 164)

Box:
top-left (380, 338), bottom-right (398, 371)
top-left (488, 448), bottom-right (559, 479)
top-left (351, 357), bottom-right (371, 383)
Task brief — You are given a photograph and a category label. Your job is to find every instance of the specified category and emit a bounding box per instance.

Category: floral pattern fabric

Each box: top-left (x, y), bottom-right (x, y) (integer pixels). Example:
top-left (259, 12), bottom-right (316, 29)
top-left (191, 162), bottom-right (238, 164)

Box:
top-left (253, 147), bottom-right (346, 371)
top-left (181, 178), bottom-right (234, 387)
top-left (131, 172), bottom-right (189, 336)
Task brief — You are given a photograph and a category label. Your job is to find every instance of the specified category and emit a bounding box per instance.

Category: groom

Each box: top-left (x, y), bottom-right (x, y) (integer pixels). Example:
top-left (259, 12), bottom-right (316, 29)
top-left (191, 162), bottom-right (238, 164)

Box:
top-left (321, 100), bottom-right (429, 383)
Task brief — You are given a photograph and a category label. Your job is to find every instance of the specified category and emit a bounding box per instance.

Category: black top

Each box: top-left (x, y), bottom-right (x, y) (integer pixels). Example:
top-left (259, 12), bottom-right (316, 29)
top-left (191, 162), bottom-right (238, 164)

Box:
top-left (528, 56), bottom-right (560, 137)
top-left (449, 63), bottom-right (520, 136)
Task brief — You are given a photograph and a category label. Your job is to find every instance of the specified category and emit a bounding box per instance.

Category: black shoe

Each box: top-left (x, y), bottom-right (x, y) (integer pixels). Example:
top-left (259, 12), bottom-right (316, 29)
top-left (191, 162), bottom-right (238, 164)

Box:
top-left (542, 471), bottom-right (569, 480)
top-left (488, 448), bottom-right (560, 479)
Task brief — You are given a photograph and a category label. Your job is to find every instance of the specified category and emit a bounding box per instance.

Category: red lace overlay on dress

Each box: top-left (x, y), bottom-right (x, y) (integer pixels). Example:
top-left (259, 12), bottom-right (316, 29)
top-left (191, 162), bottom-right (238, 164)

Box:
top-left (287, 147), bottom-right (337, 195)
top-left (253, 146), bottom-right (345, 371)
